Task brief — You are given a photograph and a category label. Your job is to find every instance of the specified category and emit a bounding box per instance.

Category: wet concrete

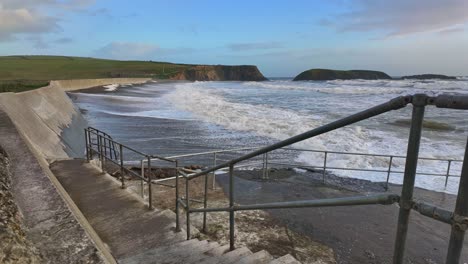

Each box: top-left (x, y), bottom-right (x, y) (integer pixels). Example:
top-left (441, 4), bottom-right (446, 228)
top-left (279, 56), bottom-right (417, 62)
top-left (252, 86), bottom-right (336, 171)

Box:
top-left (50, 159), bottom-right (187, 261)
top-left (0, 109), bottom-right (105, 263)
top-left (216, 168), bottom-right (468, 264)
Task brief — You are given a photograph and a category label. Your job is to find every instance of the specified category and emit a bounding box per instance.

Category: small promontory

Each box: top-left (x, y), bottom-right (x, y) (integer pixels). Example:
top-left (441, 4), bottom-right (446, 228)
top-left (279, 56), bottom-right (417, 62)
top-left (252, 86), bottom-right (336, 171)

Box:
top-left (401, 74), bottom-right (457, 80)
top-left (293, 69), bottom-right (392, 81)
top-left (171, 65), bottom-right (268, 81)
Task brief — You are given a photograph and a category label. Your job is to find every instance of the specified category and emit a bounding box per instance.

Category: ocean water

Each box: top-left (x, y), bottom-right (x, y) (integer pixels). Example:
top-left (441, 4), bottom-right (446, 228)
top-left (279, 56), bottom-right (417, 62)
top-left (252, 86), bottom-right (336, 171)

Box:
top-left (71, 78), bottom-right (468, 194)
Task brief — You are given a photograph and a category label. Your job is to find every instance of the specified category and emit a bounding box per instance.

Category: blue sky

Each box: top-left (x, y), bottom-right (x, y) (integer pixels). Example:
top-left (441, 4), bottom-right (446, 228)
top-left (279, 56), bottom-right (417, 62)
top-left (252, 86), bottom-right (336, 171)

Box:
top-left (0, 0), bottom-right (467, 77)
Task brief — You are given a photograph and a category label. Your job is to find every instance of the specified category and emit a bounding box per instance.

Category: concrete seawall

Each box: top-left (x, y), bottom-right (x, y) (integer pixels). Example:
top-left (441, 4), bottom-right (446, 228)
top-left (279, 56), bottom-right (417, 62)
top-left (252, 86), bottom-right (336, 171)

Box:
top-left (0, 78), bottom-right (149, 263)
top-left (52, 78), bottom-right (150, 91)
top-left (0, 78), bottom-right (150, 161)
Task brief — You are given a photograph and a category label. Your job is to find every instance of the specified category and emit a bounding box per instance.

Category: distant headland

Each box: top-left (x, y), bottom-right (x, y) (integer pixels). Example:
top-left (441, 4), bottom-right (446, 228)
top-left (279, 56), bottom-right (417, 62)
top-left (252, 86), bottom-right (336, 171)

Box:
top-left (400, 74), bottom-right (457, 80)
top-left (293, 69), bottom-right (392, 81)
top-left (292, 68), bottom-right (458, 81)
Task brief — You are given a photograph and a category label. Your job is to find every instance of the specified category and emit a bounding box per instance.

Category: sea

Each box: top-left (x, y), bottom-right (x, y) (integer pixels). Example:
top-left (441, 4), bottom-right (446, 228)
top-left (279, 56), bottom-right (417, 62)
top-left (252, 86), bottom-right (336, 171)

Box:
top-left (70, 77), bottom-right (468, 194)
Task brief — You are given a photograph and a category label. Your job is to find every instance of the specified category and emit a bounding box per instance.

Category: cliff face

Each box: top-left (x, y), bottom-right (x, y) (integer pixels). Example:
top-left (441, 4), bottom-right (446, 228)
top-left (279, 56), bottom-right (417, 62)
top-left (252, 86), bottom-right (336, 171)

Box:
top-left (293, 69), bottom-right (392, 81)
top-left (171, 65), bottom-right (268, 81)
top-left (401, 74), bottom-right (456, 80)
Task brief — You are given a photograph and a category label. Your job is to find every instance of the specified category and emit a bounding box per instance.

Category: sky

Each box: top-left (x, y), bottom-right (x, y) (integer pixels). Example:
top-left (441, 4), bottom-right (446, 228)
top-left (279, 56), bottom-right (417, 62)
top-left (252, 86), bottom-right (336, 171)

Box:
top-left (0, 0), bottom-right (467, 77)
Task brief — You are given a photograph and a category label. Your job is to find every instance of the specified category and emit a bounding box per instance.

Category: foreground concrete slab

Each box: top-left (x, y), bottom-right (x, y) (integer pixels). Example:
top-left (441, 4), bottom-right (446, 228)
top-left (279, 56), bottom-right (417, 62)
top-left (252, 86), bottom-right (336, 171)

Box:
top-left (0, 109), bottom-right (107, 263)
top-left (50, 159), bottom-right (187, 260)
top-left (50, 159), bottom-right (304, 264)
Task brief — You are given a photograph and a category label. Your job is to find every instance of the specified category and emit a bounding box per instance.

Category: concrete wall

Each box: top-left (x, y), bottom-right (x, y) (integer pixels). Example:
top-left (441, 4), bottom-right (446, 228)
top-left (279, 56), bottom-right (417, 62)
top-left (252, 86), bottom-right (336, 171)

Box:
top-left (52, 78), bottom-right (150, 91)
top-left (0, 78), bottom-right (150, 161)
top-left (0, 78), bottom-right (149, 263)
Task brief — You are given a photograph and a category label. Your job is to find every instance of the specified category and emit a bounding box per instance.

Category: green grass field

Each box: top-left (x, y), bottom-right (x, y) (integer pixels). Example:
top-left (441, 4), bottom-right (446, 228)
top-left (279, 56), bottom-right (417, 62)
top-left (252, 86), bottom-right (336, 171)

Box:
top-left (0, 55), bottom-right (191, 92)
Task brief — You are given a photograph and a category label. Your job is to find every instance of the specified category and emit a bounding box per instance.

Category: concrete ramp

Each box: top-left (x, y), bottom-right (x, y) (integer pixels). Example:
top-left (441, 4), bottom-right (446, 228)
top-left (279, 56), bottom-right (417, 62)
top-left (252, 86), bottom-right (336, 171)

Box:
top-left (51, 159), bottom-right (302, 264)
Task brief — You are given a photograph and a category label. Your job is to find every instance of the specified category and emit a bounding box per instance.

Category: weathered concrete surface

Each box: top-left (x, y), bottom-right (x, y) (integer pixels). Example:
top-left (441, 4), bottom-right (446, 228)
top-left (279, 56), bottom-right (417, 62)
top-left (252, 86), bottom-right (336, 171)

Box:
top-left (50, 159), bottom-right (187, 260)
top-left (51, 78), bottom-right (151, 91)
top-left (0, 109), bottom-right (108, 263)
top-left (0, 146), bottom-right (42, 264)
top-left (51, 159), bottom-right (303, 264)
top-left (0, 78), bottom-right (150, 161)
top-left (0, 85), bottom-right (87, 159)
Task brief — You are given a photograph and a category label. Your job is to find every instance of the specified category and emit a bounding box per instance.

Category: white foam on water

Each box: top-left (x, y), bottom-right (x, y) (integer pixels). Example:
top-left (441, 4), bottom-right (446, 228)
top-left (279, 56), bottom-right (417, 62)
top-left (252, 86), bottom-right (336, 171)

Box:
top-left (164, 81), bottom-right (467, 194)
top-left (103, 84), bottom-right (119, 91)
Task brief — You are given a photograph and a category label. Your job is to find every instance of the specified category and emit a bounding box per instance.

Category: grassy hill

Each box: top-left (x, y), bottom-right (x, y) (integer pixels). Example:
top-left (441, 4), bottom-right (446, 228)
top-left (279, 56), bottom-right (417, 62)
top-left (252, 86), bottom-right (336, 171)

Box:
top-left (0, 55), bottom-right (268, 93)
top-left (0, 55), bottom-right (191, 92)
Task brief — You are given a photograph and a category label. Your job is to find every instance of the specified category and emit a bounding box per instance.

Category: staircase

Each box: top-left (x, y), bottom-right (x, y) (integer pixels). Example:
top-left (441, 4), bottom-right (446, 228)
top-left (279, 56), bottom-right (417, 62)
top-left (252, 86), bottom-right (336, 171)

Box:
top-left (50, 159), bottom-right (301, 264)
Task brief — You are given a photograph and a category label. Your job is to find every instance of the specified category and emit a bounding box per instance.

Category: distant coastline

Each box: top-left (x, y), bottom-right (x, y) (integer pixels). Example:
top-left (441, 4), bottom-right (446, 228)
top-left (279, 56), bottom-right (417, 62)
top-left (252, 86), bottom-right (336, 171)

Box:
top-left (292, 68), bottom-right (457, 81)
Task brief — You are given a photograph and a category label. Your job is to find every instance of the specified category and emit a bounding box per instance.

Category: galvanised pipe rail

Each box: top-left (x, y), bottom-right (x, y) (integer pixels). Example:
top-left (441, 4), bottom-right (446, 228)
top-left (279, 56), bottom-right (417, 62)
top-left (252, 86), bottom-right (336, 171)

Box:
top-left (393, 94), bottom-right (426, 263)
top-left (185, 95), bottom-right (412, 180)
top-left (85, 127), bottom-right (172, 210)
top-left (446, 138), bottom-right (468, 263)
top-left (186, 193), bottom-right (399, 212)
top-left (175, 93), bottom-right (468, 263)
top-left (83, 93), bottom-right (467, 263)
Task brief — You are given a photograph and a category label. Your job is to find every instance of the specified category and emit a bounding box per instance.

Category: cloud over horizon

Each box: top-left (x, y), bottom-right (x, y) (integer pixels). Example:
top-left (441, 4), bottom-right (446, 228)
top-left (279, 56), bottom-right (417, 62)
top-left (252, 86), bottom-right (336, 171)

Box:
top-left (323, 0), bottom-right (468, 37)
top-left (0, 0), bottom-right (95, 41)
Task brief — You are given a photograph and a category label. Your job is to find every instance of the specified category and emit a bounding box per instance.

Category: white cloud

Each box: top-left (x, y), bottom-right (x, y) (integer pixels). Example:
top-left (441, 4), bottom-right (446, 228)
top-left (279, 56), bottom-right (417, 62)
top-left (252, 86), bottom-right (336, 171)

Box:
top-left (0, 0), bottom-right (95, 41)
top-left (323, 0), bottom-right (468, 37)
top-left (0, 6), bottom-right (59, 40)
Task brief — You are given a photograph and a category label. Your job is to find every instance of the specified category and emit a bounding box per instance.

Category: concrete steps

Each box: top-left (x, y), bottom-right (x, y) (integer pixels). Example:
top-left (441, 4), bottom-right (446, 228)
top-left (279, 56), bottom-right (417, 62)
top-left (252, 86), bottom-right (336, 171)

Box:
top-left (51, 159), bottom-right (302, 264)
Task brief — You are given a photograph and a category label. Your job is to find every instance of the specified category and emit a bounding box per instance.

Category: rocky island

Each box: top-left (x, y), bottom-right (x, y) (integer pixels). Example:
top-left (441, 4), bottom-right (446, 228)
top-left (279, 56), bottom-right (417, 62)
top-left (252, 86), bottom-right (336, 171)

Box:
top-left (293, 69), bottom-right (392, 81)
top-left (401, 74), bottom-right (457, 80)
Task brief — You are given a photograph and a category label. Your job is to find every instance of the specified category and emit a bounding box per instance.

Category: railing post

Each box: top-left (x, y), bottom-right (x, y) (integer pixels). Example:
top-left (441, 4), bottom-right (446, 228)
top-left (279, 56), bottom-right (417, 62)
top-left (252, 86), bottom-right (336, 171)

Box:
top-left (203, 171), bottom-right (208, 233)
top-left (98, 135), bottom-right (104, 172)
top-left (119, 144), bottom-right (125, 189)
top-left (186, 178), bottom-right (191, 240)
top-left (393, 94), bottom-right (426, 264)
top-left (104, 136), bottom-right (108, 158)
top-left (446, 138), bottom-right (468, 263)
top-left (444, 160), bottom-right (452, 188)
top-left (84, 129), bottom-right (90, 161)
top-left (323, 151), bottom-right (328, 183)
top-left (147, 156), bottom-right (153, 210)
top-left (386, 156), bottom-right (393, 190)
top-left (87, 128), bottom-right (92, 159)
top-left (262, 153), bottom-right (266, 179)
top-left (140, 159), bottom-right (145, 198)
top-left (175, 160), bottom-right (181, 232)
top-left (212, 153), bottom-right (217, 190)
top-left (265, 152), bottom-right (269, 179)
top-left (229, 164), bottom-right (235, 251)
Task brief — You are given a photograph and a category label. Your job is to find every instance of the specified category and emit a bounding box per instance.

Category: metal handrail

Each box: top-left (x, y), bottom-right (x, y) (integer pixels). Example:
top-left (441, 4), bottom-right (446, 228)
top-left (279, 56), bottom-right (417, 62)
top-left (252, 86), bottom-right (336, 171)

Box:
top-left (184, 95), bottom-right (413, 180)
top-left (174, 93), bottom-right (468, 264)
top-left (162, 145), bottom-right (463, 190)
top-left (84, 127), bottom-right (175, 210)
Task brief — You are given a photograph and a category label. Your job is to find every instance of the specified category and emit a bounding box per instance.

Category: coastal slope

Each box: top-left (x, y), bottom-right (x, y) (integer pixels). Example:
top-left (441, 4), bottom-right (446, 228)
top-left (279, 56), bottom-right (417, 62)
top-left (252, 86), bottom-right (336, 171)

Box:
top-left (171, 65), bottom-right (267, 81)
top-left (293, 69), bottom-right (392, 81)
top-left (0, 56), bottom-right (267, 92)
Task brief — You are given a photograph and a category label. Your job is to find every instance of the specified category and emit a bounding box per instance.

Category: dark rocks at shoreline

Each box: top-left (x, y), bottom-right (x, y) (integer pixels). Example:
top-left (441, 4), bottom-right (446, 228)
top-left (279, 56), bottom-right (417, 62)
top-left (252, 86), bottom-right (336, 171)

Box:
top-left (293, 68), bottom-right (392, 81)
top-left (401, 74), bottom-right (457, 80)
